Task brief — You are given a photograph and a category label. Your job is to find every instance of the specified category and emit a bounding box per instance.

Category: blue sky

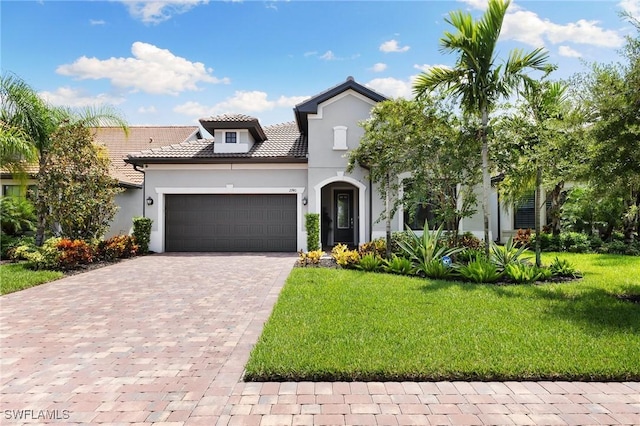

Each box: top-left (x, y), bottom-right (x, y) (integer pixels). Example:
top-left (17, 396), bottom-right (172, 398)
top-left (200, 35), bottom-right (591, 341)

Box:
top-left (2, 0), bottom-right (638, 127)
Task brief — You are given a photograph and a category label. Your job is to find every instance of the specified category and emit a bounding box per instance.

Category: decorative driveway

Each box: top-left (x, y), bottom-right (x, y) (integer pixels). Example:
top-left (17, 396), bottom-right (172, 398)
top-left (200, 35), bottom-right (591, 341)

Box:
top-left (1, 253), bottom-right (638, 425)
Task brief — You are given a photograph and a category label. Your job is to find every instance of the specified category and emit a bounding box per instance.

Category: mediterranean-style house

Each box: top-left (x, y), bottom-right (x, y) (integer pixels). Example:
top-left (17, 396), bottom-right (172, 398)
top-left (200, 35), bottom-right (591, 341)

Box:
top-left (1, 77), bottom-right (546, 251)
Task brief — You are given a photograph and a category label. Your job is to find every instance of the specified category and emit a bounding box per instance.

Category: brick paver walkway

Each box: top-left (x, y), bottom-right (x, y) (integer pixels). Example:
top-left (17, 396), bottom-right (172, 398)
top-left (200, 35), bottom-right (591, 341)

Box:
top-left (1, 253), bottom-right (638, 425)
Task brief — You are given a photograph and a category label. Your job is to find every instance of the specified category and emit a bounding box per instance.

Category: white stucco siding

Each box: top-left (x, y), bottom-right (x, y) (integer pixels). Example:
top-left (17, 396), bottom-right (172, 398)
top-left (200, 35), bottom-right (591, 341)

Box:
top-left (108, 188), bottom-right (143, 237)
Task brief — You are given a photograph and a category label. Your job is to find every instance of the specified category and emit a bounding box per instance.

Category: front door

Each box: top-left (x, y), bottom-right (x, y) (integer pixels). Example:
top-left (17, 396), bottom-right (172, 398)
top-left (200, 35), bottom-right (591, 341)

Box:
top-left (334, 190), bottom-right (354, 245)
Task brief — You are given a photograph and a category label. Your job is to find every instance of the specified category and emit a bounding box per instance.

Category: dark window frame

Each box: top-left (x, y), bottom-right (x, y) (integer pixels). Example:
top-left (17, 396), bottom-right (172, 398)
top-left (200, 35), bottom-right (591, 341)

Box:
top-left (225, 131), bottom-right (237, 144)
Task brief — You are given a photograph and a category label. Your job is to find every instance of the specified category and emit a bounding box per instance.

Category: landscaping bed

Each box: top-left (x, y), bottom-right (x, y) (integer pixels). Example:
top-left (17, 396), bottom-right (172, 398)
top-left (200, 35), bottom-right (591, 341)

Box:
top-left (245, 253), bottom-right (640, 382)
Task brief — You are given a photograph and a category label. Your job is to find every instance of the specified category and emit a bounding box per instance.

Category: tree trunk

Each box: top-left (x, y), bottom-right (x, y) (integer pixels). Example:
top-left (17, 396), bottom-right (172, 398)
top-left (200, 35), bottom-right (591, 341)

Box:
top-left (481, 108), bottom-right (491, 257)
top-left (622, 189), bottom-right (639, 244)
top-left (385, 172), bottom-right (392, 259)
top-left (534, 166), bottom-right (542, 267)
top-left (549, 181), bottom-right (564, 236)
top-left (34, 155), bottom-right (47, 247)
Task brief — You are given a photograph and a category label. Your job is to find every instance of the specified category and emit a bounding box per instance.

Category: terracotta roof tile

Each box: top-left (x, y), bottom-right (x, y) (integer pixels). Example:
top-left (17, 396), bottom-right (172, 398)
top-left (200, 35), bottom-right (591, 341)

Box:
top-left (200, 113), bottom-right (259, 123)
top-left (126, 121), bottom-right (307, 163)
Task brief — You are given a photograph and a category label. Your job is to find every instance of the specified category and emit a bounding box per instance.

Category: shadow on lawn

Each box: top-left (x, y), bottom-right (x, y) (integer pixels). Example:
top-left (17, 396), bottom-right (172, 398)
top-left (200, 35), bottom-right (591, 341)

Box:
top-left (419, 279), bottom-right (640, 334)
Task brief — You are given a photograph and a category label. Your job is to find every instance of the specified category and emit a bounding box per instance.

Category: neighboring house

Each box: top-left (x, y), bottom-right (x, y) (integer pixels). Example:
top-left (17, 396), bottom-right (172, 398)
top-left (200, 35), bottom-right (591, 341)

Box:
top-left (124, 77), bottom-right (502, 253)
top-left (0, 126), bottom-right (201, 237)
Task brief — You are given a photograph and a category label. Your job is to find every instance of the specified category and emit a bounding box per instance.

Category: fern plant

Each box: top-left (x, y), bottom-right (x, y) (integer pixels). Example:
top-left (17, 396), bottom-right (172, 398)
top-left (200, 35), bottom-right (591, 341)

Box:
top-left (490, 237), bottom-right (532, 271)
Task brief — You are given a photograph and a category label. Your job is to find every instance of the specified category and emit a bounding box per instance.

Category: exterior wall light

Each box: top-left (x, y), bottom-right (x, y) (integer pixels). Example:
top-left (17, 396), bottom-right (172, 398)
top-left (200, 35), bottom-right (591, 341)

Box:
top-left (146, 196), bottom-right (154, 206)
top-left (302, 197), bottom-right (308, 206)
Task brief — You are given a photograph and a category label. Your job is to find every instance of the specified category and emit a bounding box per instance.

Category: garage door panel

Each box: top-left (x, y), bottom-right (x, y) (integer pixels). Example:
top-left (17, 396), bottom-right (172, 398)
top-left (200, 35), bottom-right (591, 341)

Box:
top-left (165, 194), bottom-right (296, 252)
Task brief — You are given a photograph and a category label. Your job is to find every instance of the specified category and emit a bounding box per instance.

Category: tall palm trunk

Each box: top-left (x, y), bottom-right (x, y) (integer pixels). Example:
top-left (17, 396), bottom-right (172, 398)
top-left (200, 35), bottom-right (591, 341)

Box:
top-left (534, 165), bottom-right (542, 267)
top-left (481, 108), bottom-right (491, 256)
top-left (35, 154), bottom-right (48, 246)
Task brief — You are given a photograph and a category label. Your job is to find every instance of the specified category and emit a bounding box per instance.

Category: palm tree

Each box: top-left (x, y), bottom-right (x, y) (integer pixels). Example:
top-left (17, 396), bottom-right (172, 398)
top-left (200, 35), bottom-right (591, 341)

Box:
top-left (1, 73), bottom-right (128, 245)
top-left (413, 0), bottom-right (551, 255)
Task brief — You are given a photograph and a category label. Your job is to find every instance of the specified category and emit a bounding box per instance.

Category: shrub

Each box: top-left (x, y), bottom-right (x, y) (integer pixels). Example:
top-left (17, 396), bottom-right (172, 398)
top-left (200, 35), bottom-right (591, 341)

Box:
top-left (355, 253), bottom-right (384, 272)
top-left (389, 232), bottom-right (413, 256)
top-left (56, 239), bottom-right (94, 270)
top-left (531, 232), bottom-right (560, 252)
top-left (561, 232), bottom-right (590, 253)
top-left (490, 237), bottom-right (532, 271)
top-left (97, 235), bottom-right (139, 261)
top-left (20, 237), bottom-right (63, 270)
top-left (305, 213), bottom-right (320, 251)
top-left (359, 239), bottom-right (386, 258)
top-left (383, 255), bottom-right (414, 275)
top-left (457, 248), bottom-right (485, 263)
top-left (420, 258), bottom-right (454, 279)
top-left (331, 244), bottom-right (360, 268)
top-left (549, 257), bottom-right (582, 278)
top-left (457, 256), bottom-right (502, 283)
top-left (450, 232), bottom-right (483, 250)
top-left (298, 249), bottom-right (325, 266)
top-left (504, 263), bottom-right (550, 283)
top-left (0, 196), bottom-right (36, 236)
top-left (397, 220), bottom-right (463, 274)
top-left (8, 237), bottom-right (39, 262)
top-left (513, 228), bottom-right (532, 247)
top-left (132, 217), bottom-right (152, 254)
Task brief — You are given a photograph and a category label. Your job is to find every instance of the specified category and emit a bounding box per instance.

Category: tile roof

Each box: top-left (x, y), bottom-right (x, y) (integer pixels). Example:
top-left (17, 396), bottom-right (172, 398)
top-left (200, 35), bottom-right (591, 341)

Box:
top-left (1, 126), bottom-right (200, 187)
top-left (126, 122), bottom-right (307, 163)
top-left (199, 113), bottom-right (267, 142)
top-left (201, 113), bottom-right (259, 122)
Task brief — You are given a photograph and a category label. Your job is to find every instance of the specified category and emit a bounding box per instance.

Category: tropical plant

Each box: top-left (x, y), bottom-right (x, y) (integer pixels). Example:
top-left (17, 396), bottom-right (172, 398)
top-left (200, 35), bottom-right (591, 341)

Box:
top-left (504, 263), bottom-right (549, 283)
top-left (397, 220), bottom-right (463, 272)
top-left (549, 257), bottom-right (582, 278)
top-left (298, 249), bottom-right (325, 267)
top-left (96, 235), bottom-right (139, 261)
top-left (490, 237), bottom-right (532, 271)
top-left (383, 255), bottom-right (414, 275)
top-left (355, 253), bottom-right (384, 272)
top-left (331, 243), bottom-right (360, 268)
top-left (413, 0), bottom-right (551, 255)
top-left (358, 239), bottom-right (387, 259)
top-left (457, 255), bottom-right (502, 283)
top-left (0, 196), bottom-right (35, 236)
top-left (1, 73), bottom-right (127, 245)
top-left (420, 258), bottom-right (454, 279)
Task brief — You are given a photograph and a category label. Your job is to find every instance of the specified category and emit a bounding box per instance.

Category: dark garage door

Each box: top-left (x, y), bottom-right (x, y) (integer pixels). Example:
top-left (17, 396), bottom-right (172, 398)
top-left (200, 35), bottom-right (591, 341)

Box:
top-left (165, 194), bottom-right (297, 252)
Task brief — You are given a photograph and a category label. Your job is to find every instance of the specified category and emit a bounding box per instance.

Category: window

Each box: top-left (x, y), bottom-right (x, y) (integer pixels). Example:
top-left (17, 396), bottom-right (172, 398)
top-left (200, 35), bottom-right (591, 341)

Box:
top-left (225, 132), bottom-right (237, 144)
top-left (514, 193), bottom-right (535, 229)
top-left (2, 185), bottom-right (36, 201)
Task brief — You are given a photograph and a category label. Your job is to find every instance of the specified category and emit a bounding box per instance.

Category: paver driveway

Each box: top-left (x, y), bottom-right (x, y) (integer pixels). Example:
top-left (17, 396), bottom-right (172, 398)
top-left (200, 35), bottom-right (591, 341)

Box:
top-left (1, 253), bottom-right (639, 425)
top-left (1, 253), bottom-right (295, 425)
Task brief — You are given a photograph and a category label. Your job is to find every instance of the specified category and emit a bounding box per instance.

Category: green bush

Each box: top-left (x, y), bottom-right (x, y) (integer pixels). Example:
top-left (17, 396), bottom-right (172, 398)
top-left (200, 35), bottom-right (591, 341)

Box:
top-left (132, 216), bottom-right (152, 254)
top-left (389, 232), bottom-right (413, 256)
top-left (561, 232), bottom-right (590, 253)
top-left (420, 258), bottom-right (454, 279)
top-left (490, 237), bottom-right (532, 271)
top-left (504, 263), bottom-right (549, 283)
top-left (383, 255), bottom-right (414, 275)
top-left (549, 256), bottom-right (582, 278)
top-left (355, 253), bottom-right (384, 272)
top-left (457, 256), bottom-right (502, 283)
top-left (0, 196), bottom-right (36, 236)
top-left (305, 213), bottom-right (320, 251)
top-left (397, 221), bottom-right (463, 274)
top-left (21, 237), bottom-right (63, 270)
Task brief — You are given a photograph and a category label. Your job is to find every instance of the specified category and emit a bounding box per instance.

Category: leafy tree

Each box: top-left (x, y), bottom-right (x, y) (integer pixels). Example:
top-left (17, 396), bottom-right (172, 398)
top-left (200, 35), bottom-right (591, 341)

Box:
top-left (39, 123), bottom-right (121, 240)
top-left (413, 0), bottom-right (550, 255)
top-left (0, 73), bottom-right (127, 245)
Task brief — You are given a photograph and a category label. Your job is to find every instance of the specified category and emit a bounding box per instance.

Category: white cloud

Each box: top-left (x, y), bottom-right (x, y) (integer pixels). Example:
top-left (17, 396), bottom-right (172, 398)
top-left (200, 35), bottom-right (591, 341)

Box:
top-left (56, 42), bottom-right (229, 95)
top-left (379, 39), bottom-right (410, 53)
top-left (370, 63), bottom-right (387, 73)
top-left (413, 63), bottom-right (451, 73)
top-left (138, 105), bottom-right (157, 113)
top-left (89, 19), bottom-right (105, 25)
top-left (558, 45), bottom-right (582, 58)
top-left (304, 51), bottom-right (318, 57)
top-left (620, 0), bottom-right (640, 20)
top-left (39, 87), bottom-right (125, 107)
top-left (366, 76), bottom-right (418, 99)
top-left (121, 0), bottom-right (210, 24)
top-left (174, 92), bottom-right (309, 117)
top-left (320, 50), bottom-right (336, 61)
top-left (501, 10), bottom-right (623, 48)
top-left (458, 0), bottom-right (488, 10)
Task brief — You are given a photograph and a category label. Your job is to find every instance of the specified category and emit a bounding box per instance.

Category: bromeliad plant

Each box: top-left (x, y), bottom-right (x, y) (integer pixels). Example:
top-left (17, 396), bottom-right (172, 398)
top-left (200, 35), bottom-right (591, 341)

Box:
top-left (383, 255), bottom-right (415, 276)
top-left (490, 237), bottom-right (532, 271)
top-left (397, 220), bottom-right (463, 278)
top-left (457, 254), bottom-right (502, 283)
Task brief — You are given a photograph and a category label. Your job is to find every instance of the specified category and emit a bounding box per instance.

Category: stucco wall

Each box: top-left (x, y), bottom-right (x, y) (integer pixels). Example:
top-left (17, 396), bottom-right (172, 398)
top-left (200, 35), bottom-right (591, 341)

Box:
top-left (108, 188), bottom-right (143, 237)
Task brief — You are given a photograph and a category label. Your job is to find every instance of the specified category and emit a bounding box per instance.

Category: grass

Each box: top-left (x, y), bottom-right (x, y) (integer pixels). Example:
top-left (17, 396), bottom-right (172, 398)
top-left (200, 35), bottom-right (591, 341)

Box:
top-left (245, 252), bottom-right (640, 381)
top-left (0, 263), bottom-right (63, 295)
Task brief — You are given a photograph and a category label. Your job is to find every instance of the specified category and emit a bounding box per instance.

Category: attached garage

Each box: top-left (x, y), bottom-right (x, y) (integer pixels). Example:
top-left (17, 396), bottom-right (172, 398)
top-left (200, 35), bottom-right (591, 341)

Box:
top-left (165, 194), bottom-right (297, 252)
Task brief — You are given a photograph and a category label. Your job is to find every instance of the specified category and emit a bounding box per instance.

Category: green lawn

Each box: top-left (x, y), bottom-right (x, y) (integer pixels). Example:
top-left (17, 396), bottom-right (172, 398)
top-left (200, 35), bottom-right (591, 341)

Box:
top-left (0, 263), bottom-right (63, 295)
top-left (245, 253), bottom-right (640, 381)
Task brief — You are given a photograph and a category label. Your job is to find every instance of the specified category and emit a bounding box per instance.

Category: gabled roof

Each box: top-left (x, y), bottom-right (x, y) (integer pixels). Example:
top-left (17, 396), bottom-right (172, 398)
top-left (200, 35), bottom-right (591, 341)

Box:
top-left (199, 113), bottom-right (267, 141)
top-left (294, 76), bottom-right (387, 135)
top-left (93, 126), bottom-right (201, 186)
top-left (125, 122), bottom-right (307, 164)
top-left (1, 126), bottom-right (201, 187)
